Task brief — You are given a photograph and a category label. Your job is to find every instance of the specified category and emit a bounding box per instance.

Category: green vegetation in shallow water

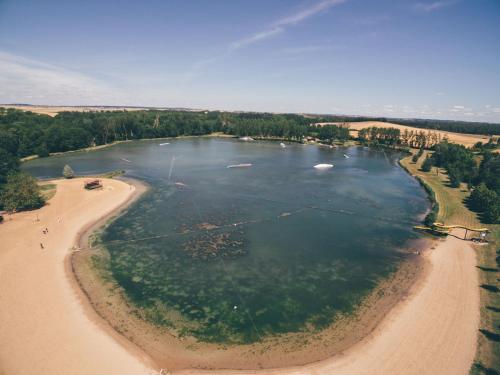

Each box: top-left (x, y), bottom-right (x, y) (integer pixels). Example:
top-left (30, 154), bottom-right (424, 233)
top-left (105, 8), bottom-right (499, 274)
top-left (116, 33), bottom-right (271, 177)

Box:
top-left (24, 139), bottom-right (430, 344)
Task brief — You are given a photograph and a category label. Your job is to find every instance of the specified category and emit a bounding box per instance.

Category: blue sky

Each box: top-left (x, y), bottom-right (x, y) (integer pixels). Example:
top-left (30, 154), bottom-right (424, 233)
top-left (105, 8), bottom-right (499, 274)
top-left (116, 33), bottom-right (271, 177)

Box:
top-left (0, 0), bottom-right (499, 122)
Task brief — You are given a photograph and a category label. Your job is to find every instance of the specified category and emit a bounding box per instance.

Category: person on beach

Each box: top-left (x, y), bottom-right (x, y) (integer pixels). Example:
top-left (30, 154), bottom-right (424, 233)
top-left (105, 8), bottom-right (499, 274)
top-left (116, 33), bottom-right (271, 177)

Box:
top-left (40, 243), bottom-right (44, 249)
top-left (45, 227), bottom-right (48, 233)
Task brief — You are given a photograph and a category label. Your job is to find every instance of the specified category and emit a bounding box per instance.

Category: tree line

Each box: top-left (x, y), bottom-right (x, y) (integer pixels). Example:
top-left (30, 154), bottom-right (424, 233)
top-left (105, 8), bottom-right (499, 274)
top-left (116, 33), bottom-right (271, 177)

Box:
top-left (320, 115), bottom-right (500, 135)
top-left (0, 107), bottom-right (498, 221)
top-left (421, 142), bottom-right (499, 223)
top-left (357, 127), bottom-right (443, 149)
top-left (0, 108), bottom-right (350, 211)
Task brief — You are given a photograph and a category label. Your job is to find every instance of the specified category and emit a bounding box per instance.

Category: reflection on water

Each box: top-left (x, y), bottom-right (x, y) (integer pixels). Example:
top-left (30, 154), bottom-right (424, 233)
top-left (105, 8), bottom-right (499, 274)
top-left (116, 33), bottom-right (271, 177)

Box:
top-left (24, 139), bottom-right (429, 343)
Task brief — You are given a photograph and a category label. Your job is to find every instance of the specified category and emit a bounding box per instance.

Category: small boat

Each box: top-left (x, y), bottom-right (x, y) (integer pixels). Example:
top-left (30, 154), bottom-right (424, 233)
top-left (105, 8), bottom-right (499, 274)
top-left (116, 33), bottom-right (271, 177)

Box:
top-left (239, 136), bottom-right (254, 141)
top-left (120, 157), bottom-right (132, 163)
top-left (159, 142), bottom-right (170, 146)
top-left (343, 154), bottom-right (350, 159)
top-left (280, 142), bottom-right (286, 148)
top-left (174, 182), bottom-right (187, 187)
top-left (227, 163), bottom-right (252, 168)
top-left (314, 163), bottom-right (333, 169)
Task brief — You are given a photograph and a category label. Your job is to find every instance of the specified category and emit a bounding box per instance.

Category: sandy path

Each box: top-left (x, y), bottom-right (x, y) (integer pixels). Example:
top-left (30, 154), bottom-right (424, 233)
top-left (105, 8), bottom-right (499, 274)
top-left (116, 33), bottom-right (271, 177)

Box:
top-left (178, 234), bottom-right (479, 375)
top-left (0, 178), bottom-right (479, 375)
top-left (0, 178), bottom-right (154, 375)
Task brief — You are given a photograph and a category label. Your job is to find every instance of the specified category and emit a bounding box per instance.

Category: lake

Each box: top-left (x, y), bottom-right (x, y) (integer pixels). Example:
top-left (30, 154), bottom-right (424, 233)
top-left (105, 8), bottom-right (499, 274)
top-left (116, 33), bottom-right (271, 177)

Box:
top-left (23, 138), bottom-right (429, 343)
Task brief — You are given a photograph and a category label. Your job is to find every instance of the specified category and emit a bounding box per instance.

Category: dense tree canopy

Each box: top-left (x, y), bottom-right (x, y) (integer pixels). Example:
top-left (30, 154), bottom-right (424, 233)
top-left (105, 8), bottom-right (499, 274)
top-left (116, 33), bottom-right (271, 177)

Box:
top-left (0, 172), bottom-right (44, 212)
top-left (0, 107), bottom-right (498, 220)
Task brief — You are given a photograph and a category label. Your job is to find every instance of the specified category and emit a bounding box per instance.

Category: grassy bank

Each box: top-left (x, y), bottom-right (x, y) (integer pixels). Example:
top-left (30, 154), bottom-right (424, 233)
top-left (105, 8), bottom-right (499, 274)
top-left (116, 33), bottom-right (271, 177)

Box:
top-left (400, 151), bottom-right (500, 374)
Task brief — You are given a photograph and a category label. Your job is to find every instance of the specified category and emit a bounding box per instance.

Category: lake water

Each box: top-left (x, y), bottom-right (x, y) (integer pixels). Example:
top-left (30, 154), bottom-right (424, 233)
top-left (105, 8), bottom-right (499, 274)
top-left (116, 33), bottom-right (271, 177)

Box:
top-left (23, 138), bottom-right (429, 343)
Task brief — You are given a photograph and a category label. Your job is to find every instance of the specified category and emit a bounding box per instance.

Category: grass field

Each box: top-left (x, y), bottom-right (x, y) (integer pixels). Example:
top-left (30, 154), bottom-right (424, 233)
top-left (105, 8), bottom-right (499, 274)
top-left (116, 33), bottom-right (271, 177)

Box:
top-left (401, 152), bottom-right (500, 374)
top-left (39, 183), bottom-right (57, 201)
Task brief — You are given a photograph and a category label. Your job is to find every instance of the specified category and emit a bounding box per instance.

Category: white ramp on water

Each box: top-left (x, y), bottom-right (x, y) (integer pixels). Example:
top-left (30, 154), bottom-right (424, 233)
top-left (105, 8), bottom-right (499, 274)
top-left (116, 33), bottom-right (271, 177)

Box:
top-left (227, 163), bottom-right (252, 168)
top-left (314, 164), bottom-right (333, 169)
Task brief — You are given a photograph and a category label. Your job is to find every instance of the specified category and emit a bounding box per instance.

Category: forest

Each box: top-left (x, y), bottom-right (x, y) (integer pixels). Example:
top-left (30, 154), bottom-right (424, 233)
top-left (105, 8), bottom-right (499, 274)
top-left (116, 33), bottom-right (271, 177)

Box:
top-left (422, 143), bottom-right (499, 223)
top-left (357, 126), bottom-right (444, 149)
top-left (0, 107), bottom-right (498, 221)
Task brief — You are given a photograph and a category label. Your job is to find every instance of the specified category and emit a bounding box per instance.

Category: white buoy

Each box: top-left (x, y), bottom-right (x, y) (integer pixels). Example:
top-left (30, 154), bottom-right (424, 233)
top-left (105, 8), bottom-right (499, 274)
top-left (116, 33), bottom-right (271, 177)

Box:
top-left (314, 163), bottom-right (334, 169)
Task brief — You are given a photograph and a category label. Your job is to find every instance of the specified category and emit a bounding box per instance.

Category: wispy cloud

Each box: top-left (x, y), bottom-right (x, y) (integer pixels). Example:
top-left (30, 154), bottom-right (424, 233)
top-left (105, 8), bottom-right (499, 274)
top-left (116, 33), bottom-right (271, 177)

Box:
top-left (413, 0), bottom-right (459, 12)
top-left (230, 0), bottom-right (347, 50)
top-left (229, 27), bottom-right (284, 51)
top-left (0, 50), bottom-right (120, 105)
top-left (187, 0), bottom-right (348, 78)
top-left (273, 0), bottom-right (347, 27)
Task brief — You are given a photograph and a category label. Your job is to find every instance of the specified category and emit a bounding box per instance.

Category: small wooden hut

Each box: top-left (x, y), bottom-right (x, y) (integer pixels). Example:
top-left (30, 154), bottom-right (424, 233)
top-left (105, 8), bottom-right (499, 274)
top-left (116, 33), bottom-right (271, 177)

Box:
top-left (84, 179), bottom-right (102, 190)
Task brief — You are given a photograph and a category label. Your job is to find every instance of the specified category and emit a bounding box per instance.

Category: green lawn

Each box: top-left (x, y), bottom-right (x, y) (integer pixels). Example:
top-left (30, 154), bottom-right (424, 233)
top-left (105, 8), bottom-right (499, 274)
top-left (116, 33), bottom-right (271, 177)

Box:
top-left (39, 183), bottom-right (57, 201)
top-left (401, 152), bottom-right (500, 374)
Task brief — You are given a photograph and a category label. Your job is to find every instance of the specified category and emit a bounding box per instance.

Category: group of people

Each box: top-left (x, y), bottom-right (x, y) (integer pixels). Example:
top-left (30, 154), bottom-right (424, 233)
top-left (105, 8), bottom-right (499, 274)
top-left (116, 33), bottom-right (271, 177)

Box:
top-left (40, 227), bottom-right (49, 249)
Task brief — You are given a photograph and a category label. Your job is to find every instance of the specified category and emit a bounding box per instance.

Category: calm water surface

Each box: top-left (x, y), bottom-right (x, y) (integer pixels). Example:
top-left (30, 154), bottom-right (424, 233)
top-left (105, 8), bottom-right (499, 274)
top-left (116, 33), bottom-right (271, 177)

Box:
top-left (24, 139), bottom-right (429, 343)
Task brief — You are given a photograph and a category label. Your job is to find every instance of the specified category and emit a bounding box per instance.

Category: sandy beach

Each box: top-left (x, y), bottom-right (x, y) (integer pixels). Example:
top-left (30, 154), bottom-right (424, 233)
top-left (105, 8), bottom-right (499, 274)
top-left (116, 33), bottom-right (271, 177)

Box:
top-left (0, 178), bottom-right (154, 375)
top-left (0, 178), bottom-right (479, 375)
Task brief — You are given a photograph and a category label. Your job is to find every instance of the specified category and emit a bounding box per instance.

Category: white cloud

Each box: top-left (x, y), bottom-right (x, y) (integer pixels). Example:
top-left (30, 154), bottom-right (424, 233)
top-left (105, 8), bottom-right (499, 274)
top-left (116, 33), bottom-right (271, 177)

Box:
top-left (188, 0), bottom-right (348, 78)
top-left (230, 27), bottom-right (284, 50)
top-left (273, 0), bottom-right (347, 27)
top-left (231, 0), bottom-right (346, 50)
top-left (414, 0), bottom-right (459, 12)
top-left (0, 50), bottom-right (122, 105)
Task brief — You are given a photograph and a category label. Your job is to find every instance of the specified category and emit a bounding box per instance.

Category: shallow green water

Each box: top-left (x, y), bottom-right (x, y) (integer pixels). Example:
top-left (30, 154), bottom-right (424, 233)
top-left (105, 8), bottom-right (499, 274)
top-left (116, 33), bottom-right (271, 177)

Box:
top-left (24, 138), bottom-right (428, 343)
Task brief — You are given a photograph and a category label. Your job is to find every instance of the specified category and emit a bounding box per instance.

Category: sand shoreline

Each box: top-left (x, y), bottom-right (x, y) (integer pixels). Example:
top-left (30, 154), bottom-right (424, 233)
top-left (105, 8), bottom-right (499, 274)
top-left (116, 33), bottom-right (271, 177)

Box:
top-left (0, 178), bottom-right (154, 375)
top-left (0, 166), bottom-right (480, 374)
top-left (73, 228), bottom-right (429, 371)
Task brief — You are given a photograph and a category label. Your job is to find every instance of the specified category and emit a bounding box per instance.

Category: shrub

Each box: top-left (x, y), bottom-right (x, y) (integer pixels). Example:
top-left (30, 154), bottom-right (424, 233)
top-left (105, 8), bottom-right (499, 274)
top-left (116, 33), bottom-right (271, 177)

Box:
top-left (62, 164), bottom-right (75, 179)
top-left (421, 156), bottom-right (433, 172)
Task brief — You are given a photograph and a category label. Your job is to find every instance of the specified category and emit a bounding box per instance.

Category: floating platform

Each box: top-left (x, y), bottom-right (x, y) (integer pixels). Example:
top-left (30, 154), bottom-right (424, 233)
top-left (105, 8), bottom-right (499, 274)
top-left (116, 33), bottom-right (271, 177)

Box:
top-left (314, 163), bottom-right (334, 169)
top-left (227, 163), bottom-right (252, 168)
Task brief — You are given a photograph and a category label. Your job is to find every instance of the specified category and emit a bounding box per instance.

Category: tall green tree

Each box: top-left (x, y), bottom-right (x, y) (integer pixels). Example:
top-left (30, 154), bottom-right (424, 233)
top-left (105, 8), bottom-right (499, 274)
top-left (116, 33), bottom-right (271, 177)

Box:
top-left (0, 148), bottom-right (20, 184)
top-left (0, 172), bottom-right (45, 212)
